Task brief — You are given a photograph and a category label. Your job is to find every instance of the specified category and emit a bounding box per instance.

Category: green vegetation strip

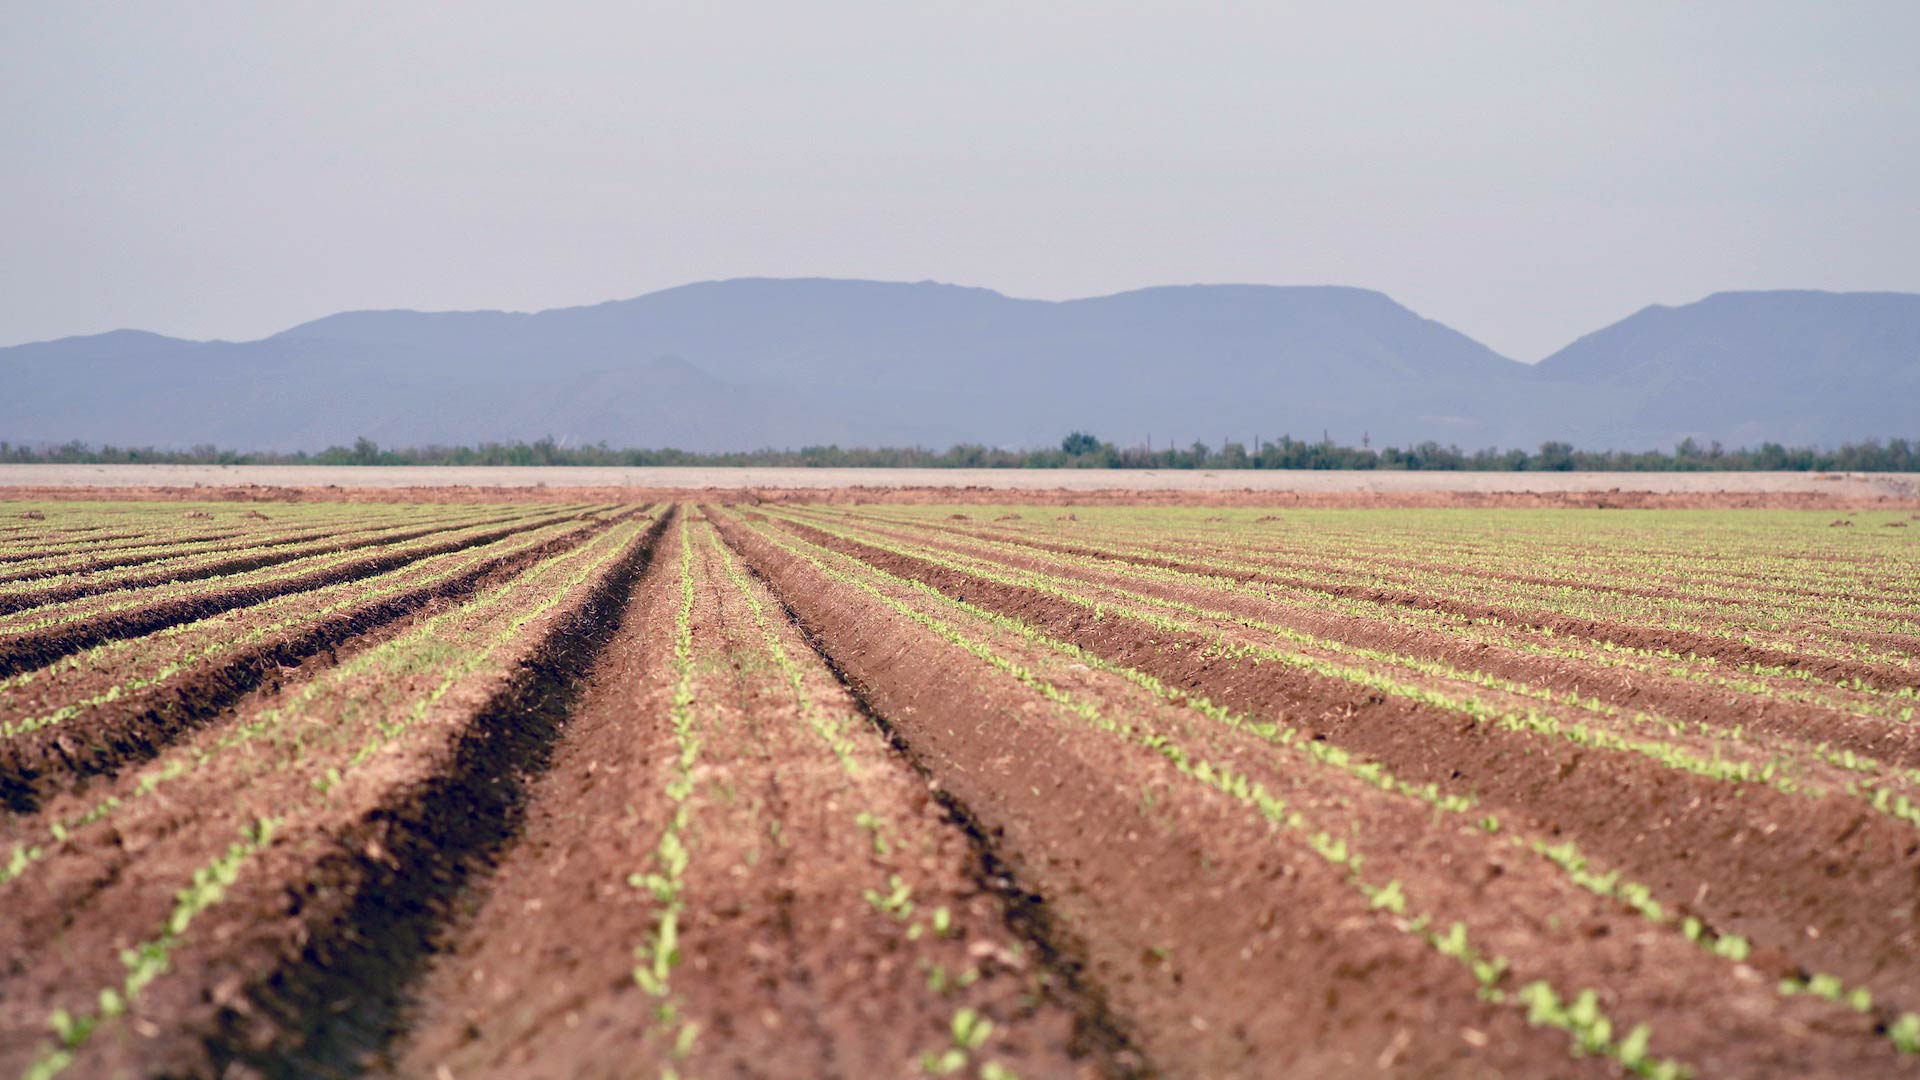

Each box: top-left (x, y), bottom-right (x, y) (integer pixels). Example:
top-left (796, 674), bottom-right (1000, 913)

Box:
top-left (624, 513), bottom-right (702, 1078)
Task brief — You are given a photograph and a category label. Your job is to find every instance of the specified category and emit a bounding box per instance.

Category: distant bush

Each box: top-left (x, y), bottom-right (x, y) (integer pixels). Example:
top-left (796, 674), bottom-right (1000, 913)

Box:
top-left (2, 434), bottom-right (1916, 472)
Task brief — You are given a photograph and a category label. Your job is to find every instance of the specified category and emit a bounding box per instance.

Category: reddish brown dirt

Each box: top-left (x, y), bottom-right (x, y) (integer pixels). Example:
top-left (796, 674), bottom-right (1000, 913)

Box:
top-left (717, 509), bottom-right (1904, 1077)
top-left (761, 515), bottom-right (1920, 1015)
top-left (0, 508), bottom-right (604, 678)
top-left (0, 506), bottom-right (511, 597)
top-left (9, 482), bottom-right (1919, 509)
top-left (851, 513), bottom-right (1920, 691)
top-left (818, 512), bottom-right (1920, 767)
top-left (2, 497), bottom-right (1917, 1079)
top-left (0, 515), bottom-right (628, 812)
top-left (717, 510), bottom-right (1618, 1079)
top-left (881, 510), bottom-right (1920, 626)
top-left (0, 518), bottom-right (659, 1078)
top-left (398, 515), bottom-right (1090, 1079)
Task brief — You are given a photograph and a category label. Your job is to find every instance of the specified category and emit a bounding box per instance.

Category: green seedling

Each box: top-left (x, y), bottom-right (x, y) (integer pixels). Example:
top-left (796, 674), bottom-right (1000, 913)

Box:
top-left (865, 874), bottom-right (915, 919)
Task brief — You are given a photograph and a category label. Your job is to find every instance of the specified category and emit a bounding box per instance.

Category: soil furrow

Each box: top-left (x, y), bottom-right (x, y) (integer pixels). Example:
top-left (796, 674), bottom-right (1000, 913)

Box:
top-left (722, 510), bottom-right (1606, 1078)
top-left (396, 512), bottom-right (1089, 1079)
top-left (0, 511), bottom-right (599, 679)
top-left (0, 506), bottom-right (504, 592)
top-left (764, 515), bottom-right (1920, 1012)
top-left (731, 510), bottom-right (1910, 1077)
top-left (197, 511), bottom-right (668, 1077)
top-left (0, 508), bottom-right (541, 617)
top-left (0, 516), bottom-right (660, 1079)
top-left (826, 512), bottom-right (1920, 768)
top-left (854, 513), bottom-right (1920, 690)
top-left (759, 544), bottom-right (1151, 1079)
top-left (0, 516), bottom-right (626, 813)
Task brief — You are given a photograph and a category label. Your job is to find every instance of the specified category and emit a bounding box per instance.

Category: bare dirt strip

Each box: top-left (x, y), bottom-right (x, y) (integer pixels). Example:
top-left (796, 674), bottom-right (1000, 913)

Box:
top-left (6, 463), bottom-right (1920, 511)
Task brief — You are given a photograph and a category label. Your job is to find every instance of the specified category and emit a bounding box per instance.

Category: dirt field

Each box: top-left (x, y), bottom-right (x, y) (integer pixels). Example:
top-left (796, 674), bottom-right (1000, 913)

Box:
top-left (1, 497), bottom-right (1917, 1078)
top-left (4, 464), bottom-right (1917, 510)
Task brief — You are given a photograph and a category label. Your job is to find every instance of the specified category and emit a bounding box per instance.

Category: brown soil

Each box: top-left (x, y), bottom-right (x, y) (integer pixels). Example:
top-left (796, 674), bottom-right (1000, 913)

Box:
top-left (761, 514), bottom-right (1920, 1016)
top-left (2, 496), bottom-right (1917, 1080)
top-left (717, 510), bottom-right (1610, 1078)
top-left (0, 505), bottom-right (499, 590)
top-left (821, 511), bottom-right (1920, 767)
top-left (718, 509), bottom-right (1902, 1077)
top-left (0, 508), bottom-right (602, 678)
top-left (0, 518), bottom-right (660, 1078)
top-left (864, 513), bottom-right (1920, 690)
top-left (0, 507), bottom-right (540, 617)
top-left (0, 515), bottom-right (626, 812)
top-left (397, 514), bottom-right (1090, 1079)
top-left (9, 482), bottom-right (1920, 509)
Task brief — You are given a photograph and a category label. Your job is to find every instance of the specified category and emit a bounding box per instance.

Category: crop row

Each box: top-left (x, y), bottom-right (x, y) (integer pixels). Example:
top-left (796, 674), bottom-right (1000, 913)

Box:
top-left (774, 510), bottom-right (1912, 808)
top-left (717, 508), bottom-right (1909, 1075)
top-left (0, 503), bottom-right (511, 591)
top-left (850, 508), bottom-right (1920, 671)
top-left (746, 508), bottom-right (1920, 1031)
top-left (4, 515), bottom-right (653, 1078)
top-left (803, 505), bottom-right (1920, 730)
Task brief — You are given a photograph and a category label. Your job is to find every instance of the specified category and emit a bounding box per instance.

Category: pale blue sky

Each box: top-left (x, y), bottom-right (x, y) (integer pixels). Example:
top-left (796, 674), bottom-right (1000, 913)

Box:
top-left (3, 1), bottom-right (1916, 359)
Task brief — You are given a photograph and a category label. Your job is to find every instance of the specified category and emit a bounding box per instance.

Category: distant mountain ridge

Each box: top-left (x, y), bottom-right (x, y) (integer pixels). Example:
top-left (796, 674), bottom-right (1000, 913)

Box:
top-left (3, 280), bottom-right (1914, 452)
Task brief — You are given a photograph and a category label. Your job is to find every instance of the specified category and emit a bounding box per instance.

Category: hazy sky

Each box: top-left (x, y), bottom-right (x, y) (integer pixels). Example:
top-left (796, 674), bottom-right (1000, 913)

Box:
top-left (3, 2), bottom-right (1917, 360)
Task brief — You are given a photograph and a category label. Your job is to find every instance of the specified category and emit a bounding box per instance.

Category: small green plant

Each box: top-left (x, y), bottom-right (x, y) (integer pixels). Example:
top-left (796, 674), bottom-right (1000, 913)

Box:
top-left (920, 1008), bottom-right (995, 1075)
top-left (865, 874), bottom-right (915, 919)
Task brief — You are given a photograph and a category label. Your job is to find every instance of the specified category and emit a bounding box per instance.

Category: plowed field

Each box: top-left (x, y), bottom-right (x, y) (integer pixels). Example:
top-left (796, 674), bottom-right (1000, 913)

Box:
top-left (2, 498), bottom-right (1917, 1079)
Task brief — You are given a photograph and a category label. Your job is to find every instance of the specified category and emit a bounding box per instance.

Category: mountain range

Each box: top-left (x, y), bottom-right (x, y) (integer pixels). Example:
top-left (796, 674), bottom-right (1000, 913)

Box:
top-left (3, 280), bottom-right (1915, 452)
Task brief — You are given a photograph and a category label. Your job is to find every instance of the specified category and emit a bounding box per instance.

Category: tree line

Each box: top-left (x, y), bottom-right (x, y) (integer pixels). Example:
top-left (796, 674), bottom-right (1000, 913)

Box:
top-left (3, 434), bottom-right (1917, 472)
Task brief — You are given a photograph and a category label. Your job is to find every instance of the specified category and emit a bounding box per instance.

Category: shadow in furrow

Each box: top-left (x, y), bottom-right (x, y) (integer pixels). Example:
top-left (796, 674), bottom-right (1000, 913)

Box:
top-left (717, 515), bottom-right (1154, 1080)
top-left (197, 510), bottom-right (672, 1079)
top-left (0, 522), bottom-right (620, 816)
